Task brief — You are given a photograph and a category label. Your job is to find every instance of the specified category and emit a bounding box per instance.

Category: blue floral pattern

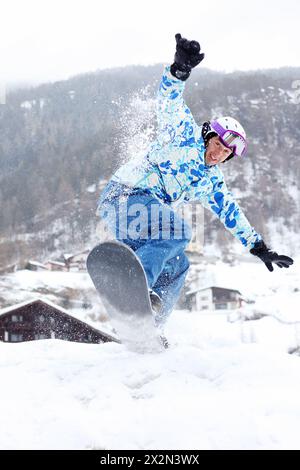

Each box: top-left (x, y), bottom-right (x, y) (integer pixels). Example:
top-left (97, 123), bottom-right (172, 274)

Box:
top-left (111, 66), bottom-right (261, 249)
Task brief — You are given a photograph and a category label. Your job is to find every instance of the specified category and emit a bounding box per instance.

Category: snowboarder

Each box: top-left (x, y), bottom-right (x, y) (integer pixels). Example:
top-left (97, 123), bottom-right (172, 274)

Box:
top-left (96, 33), bottom-right (294, 326)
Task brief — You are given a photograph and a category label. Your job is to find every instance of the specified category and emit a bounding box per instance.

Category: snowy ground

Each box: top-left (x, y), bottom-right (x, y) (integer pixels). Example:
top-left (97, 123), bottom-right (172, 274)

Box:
top-left (0, 257), bottom-right (300, 449)
top-left (1, 310), bottom-right (300, 450)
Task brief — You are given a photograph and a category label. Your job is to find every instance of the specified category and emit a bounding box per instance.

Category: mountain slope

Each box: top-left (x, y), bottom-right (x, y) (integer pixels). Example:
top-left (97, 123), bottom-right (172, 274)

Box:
top-left (1, 64), bottom-right (300, 268)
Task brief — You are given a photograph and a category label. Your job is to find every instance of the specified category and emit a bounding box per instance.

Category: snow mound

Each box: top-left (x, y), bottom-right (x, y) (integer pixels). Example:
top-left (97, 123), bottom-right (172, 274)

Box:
top-left (1, 310), bottom-right (300, 450)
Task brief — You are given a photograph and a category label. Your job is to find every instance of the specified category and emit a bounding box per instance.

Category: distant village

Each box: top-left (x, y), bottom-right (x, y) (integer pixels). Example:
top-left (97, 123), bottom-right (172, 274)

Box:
top-left (0, 245), bottom-right (247, 345)
top-left (25, 250), bottom-right (89, 273)
top-left (24, 247), bottom-right (245, 313)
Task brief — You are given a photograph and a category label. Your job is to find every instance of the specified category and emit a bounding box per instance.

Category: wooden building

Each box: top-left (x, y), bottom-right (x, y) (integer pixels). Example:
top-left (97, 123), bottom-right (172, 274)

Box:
top-left (63, 251), bottom-right (89, 271)
top-left (25, 260), bottom-right (49, 272)
top-left (0, 298), bottom-right (117, 344)
top-left (47, 260), bottom-right (69, 272)
top-left (186, 286), bottom-right (242, 312)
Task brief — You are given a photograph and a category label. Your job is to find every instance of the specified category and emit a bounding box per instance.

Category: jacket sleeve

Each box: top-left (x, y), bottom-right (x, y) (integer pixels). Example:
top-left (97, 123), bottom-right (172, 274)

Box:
top-left (200, 173), bottom-right (262, 249)
top-left (157, 65), bottom-right (200, 146)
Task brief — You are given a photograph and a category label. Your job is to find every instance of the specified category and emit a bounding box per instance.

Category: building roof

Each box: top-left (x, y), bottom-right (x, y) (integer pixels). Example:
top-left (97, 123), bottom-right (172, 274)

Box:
top-left (63, 250), bottom-right (89, 261)
top-left (0, 298), bottom-right (118, 342)
top-left (63, 253), bottom-right (74, 261)
top-left (186, 285), bottom-right (242, 296)
top-left (27, 260), bottom-right (48, 269)
top-left (0, 297), bottom-right (71, 317)
top-left (48, 260), bottom-right (66, 267)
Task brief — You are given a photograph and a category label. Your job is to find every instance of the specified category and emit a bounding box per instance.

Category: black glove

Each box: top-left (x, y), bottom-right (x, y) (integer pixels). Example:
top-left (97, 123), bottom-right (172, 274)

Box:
top-left (170, 33), bottom-right (205, 81)
top-left (250, 240), bottom-right (294, 272)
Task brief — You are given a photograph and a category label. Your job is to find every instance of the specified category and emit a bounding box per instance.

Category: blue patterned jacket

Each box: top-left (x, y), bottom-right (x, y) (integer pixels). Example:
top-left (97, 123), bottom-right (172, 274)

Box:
top-left (111, 66), bottom-right (261, 248)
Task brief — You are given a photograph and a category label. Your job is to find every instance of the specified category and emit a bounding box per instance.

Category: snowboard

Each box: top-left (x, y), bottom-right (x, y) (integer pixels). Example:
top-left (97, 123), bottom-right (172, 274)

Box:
top-left (86, 240), bottom-right (163, 353)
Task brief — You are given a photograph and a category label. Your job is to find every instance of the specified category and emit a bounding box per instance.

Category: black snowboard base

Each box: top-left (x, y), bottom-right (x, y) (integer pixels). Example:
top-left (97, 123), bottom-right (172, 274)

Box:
top-left (87, 241), bottom-right (163, 353)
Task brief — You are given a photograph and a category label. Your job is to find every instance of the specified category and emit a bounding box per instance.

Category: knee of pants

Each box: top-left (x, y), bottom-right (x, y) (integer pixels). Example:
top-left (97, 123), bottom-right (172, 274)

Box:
top-left (177, 252), bottom-right (190, 277)
top-left (160, 251), bottom-right (190, 282)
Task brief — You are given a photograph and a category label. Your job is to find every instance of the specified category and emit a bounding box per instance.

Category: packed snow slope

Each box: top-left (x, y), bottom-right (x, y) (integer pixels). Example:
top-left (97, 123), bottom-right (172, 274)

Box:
top-left (1, 256), bottom-right (300, 450)
top-left (1, 309), bottom-right (300, 450)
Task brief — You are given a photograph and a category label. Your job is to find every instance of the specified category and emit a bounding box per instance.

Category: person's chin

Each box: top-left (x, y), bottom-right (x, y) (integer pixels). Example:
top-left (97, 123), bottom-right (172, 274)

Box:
top-left (205, 154), bottom-right (217, 166)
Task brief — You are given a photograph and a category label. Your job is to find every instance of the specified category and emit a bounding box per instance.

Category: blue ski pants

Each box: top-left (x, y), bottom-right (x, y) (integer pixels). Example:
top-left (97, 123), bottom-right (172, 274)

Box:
top-left (97, 181), bottom-right (192, 325)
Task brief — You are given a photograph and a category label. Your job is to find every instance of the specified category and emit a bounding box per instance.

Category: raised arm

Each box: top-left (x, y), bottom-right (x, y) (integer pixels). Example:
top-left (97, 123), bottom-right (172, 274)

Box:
top-left (156, 34), bottom-right (205, 146)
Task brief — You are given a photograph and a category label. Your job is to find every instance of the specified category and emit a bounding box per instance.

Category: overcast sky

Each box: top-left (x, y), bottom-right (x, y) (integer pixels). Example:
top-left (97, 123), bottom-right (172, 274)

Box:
top-left (1, 0), bottom-right (300, 86)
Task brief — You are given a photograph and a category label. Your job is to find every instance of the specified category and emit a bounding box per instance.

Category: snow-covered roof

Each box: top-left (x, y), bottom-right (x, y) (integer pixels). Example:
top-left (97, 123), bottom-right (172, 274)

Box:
top-left (0, 297), bottom-right (73, 317)
top-left (62, 251), bottom-right (89, 261)
top-left (48, 260), bottom-right (66, 267)
top-left (27, 260), bottom-right (48, 269)
top-left (63, 253), bottom-right (74, 261)
top-left (186, 285), bottom-right (242, 296)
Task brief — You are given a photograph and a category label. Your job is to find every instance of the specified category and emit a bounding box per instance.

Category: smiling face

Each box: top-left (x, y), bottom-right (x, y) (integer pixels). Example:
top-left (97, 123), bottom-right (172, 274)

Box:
top-left (204, 136), bottom-right (233, 166)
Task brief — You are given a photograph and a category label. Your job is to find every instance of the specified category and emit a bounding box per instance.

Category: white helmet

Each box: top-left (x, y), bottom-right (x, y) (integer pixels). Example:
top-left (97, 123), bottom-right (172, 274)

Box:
top-left (210, 116), bottom-right (247, 157)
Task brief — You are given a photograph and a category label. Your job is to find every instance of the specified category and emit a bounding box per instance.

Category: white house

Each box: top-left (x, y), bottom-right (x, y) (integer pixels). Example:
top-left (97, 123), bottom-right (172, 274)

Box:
top-left (186, 286), bottom-right (242, 312)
